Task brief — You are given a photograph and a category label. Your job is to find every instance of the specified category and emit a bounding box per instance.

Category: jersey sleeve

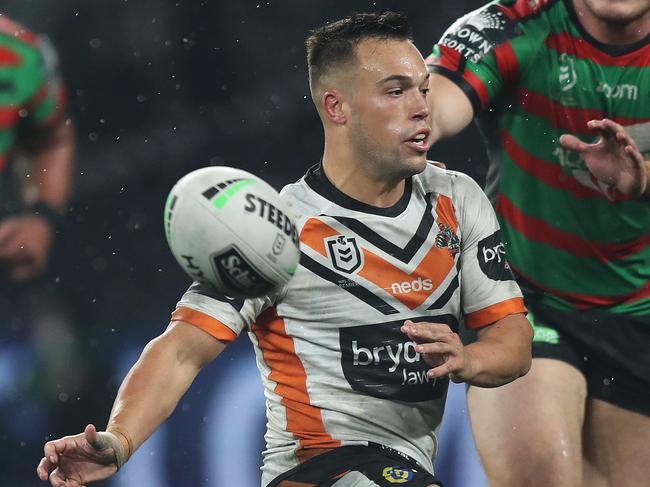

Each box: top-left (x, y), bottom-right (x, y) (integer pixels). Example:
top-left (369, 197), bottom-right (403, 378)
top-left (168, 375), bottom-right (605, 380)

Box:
top-left (426, 0), bottom-right (542, 115)
top-left (21, 35), bottom-right (68, 134)
top-left (172, 281), bottom-right (280, 343)
top-left (454, 172), bottom-right (526, 329)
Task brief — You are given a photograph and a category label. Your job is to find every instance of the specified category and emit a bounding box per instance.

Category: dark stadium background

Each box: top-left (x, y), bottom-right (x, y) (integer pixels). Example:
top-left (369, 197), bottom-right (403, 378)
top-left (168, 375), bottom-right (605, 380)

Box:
top-left (1, 1), bottom-right (490, 486)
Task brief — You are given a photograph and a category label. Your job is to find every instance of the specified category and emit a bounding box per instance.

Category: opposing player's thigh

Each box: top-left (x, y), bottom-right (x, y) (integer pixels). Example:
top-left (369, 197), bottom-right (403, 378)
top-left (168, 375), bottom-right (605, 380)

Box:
top-left (583, 399), bottom-right (650, 487)
top-left (468, 358), bottom-right (586, 487)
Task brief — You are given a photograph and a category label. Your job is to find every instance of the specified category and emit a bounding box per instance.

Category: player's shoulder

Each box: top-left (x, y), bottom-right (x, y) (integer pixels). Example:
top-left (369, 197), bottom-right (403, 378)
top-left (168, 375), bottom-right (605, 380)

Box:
top-left (460, 0), bottom-right (561, 24)
top-left (440, 0), bottom-right (561, 44)
top-left (416, 161), bottom-right (483, 199)
top-left (278, 167), bottom-right (325, 220)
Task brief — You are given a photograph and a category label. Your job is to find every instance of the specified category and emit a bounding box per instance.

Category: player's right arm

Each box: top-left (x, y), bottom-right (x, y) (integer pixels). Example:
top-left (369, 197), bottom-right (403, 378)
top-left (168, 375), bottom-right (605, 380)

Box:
top-left (428, 73), bottom-right (474, 142)
top-left (37, 320), bottom-right (227, 486)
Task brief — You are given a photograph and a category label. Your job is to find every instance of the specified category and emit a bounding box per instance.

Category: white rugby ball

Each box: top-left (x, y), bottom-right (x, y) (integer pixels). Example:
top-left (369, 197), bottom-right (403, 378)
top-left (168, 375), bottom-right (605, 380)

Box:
top-left (164, 166), bottom-right (300, 297)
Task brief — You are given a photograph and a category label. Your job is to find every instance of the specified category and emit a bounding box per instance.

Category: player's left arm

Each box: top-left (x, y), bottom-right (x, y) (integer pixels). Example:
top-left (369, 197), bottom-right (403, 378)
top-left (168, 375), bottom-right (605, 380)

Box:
top-left (559, 119), bottom-right (650, 200)
top-left (402, 313), bottom-right (532, 387)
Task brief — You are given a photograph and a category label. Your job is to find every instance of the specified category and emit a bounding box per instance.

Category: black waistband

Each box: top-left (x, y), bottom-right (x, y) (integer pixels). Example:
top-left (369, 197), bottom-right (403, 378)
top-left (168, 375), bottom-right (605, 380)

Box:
top-left (267, 442), bottom-right (430, 487)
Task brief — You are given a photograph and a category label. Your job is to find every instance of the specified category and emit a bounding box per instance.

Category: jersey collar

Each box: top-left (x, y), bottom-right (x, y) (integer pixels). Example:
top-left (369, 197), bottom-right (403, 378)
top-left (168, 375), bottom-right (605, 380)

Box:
top-left (304, 163), bottom-right (412, 217)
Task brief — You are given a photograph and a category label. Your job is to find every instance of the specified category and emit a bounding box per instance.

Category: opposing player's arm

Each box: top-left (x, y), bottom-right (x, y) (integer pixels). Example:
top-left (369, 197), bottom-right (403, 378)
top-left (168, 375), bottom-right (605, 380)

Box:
top-left (428, 73), bottom-right (474, 142)
top-left (426, 1), bottom-right (539, 144)
top-left (37, 320), bottom-right (227, 484)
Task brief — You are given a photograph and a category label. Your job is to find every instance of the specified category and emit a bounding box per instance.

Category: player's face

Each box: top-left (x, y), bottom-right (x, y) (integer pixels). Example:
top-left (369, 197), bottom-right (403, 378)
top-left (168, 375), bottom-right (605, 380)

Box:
top-left (346, 38), bottom-right (431, 180)
top-left (580, 0), bottom-right (650, 23)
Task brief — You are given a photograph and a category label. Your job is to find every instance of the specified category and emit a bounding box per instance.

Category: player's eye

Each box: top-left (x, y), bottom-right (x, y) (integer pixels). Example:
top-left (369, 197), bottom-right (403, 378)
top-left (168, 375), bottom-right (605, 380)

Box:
top-left (420, 87), bottom-right (430, 96)
top-left (388, 88), bottom-right (404, 96)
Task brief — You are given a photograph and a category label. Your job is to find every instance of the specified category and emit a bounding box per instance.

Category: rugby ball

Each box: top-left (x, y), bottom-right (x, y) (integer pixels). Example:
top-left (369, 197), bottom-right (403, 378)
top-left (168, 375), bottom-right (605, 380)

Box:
top-left (164, 166), bottom-right (300, 297)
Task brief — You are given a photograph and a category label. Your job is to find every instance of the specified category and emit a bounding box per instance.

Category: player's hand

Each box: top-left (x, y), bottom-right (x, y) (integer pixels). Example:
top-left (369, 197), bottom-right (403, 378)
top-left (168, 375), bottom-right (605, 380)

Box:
top-left (401, 320), bottom-right (475, 383)
top-left (559, 119), bottom-right (648, 198)
top-left (0, 214), bottom-right (54, 280)
top-left (36, 424), bottom-right (122, 486)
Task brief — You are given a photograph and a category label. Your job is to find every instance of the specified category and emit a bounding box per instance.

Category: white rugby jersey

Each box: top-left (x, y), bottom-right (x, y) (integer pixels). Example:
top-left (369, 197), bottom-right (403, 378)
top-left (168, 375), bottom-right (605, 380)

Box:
top-left (172, 162), bottom-right (526, 485)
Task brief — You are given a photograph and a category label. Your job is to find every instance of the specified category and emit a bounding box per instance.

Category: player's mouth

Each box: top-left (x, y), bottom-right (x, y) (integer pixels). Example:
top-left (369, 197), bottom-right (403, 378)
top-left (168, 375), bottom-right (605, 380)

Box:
top-left (404, 129), bottom-right (431, 153)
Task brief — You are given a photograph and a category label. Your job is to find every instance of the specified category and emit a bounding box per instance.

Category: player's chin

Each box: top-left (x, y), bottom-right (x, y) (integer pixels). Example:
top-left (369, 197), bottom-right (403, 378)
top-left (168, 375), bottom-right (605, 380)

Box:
top-left (590, 0), bottom-right (650, 23)
top-left (400, 153), bottom-right (428, 176)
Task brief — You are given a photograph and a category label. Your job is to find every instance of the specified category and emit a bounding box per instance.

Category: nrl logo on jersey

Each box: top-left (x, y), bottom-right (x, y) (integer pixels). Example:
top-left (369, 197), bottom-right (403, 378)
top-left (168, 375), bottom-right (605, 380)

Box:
top-left (558, 53), bottom-right (579, 106)
top-left (435, 224), bottom-right (460, 256)
top-left (326, 235), bottom-right (363, 274)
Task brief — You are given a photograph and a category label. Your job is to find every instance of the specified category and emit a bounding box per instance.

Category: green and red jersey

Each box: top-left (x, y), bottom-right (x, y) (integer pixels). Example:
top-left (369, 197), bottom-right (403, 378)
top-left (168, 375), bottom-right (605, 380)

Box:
top-left (0, 15), bottom-right (67, 201)
top-left (427, 0), bottom-right (650, 315)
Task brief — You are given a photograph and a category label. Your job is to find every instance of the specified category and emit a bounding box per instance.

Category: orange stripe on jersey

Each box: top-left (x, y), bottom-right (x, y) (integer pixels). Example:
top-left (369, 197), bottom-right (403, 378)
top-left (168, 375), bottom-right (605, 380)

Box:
top-left (435, 194), bottom-right (458, 233)
top-left (465, 297), bottom-right (527, 329)
top-left (300, 218), bottom-right (340, 257)
top-left (171, 306), bottom-right (238, 343)
top-left (253, 308), bottom-right (341, 461)
top-left (357, 195), bottom-right (458, 309)
top-left (359, 246), bottom-right (454, 309)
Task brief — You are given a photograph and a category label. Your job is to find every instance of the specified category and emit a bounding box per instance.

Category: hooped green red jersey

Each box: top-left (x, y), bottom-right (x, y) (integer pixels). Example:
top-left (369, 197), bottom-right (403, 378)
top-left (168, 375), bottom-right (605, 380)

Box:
top-left (0, 14), bottom-right (67, 202)
top-left (427, 0), bottom-right (650, 315)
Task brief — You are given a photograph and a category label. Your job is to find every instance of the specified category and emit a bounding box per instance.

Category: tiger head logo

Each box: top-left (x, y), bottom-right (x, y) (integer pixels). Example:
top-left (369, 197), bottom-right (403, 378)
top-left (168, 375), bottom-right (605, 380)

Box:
top-left (435, 224), bottom-right (460, 256)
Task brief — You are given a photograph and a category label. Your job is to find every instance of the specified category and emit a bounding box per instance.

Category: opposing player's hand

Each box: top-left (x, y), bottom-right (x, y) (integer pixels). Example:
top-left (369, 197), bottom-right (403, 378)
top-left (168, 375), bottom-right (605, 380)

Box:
top-left (559, 119), bottom-right (648, 198)
top-left (0, 214), bottom-right (54, 280)
top-left (36, 424), bottom-right (122, 486)
top-left (401, 320), bottom-right (475, 383)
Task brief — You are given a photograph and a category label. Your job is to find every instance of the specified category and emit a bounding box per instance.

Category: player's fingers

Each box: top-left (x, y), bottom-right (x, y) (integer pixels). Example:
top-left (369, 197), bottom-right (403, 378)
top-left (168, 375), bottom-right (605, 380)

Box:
top-left (415, 342), bottom-right (455, 356)
top-left (403, 324), bottom-right (455, 343)
top-left (624, 145), bottom-right (645, 165)
top-left (84, 424), bottom-right (106, 451)
top-left (37, 456), bottom-right (54, 480)
top-left (594, 118), bottom-right (625, 134)
top-left (426, 360), bottom-right (456, 379)
top-left (43, 442), bottom-right (62, 465)
top-left (587, 119), bottom-right (616, 139)
top-left (49, 467), bottom-right (68, 487)
top-left (559, 133), bottom-right (592, 153)
top-left (402, 320), bottom-right (451, 334)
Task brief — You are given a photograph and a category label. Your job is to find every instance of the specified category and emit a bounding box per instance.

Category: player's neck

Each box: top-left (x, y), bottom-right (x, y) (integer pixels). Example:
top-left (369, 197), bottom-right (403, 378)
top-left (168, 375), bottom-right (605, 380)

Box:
top-left (572, 0), bottom-right (650, 45)
top-left (321, 146), bottom-right (406, 209)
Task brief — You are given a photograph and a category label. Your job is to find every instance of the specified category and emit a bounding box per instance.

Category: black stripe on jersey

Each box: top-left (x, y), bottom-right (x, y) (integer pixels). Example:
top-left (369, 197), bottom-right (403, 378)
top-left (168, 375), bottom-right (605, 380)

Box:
top-left (329, 193), bottom-right (435, 264)
top-left (427, 259), bottom-right (461, 311)
top-left (300, 252), bottom-right (400, 315)
top-left (304, 163), bottom-right (412, 217)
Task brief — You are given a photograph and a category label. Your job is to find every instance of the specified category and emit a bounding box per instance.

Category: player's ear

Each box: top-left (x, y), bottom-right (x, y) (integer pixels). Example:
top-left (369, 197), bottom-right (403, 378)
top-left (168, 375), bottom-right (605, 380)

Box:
top-left (322, 90), bottom-right (347, 125)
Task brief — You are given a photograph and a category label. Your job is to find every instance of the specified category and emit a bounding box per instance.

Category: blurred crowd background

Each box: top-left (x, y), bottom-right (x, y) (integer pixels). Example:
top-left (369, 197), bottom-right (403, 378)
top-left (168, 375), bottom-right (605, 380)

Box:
top-left (1, 1), bottom-right (491, 485)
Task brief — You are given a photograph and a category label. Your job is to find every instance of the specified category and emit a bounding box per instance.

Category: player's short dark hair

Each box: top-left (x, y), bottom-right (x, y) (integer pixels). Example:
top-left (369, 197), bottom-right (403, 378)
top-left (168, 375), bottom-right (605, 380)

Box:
top-left (306, 11), bottom-right (411, 91)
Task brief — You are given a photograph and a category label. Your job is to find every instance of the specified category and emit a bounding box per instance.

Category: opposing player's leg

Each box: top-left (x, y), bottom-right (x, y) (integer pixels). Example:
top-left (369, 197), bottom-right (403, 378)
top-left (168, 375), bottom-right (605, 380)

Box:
top-left (468, 358), bottom-right (586, 487)
top-left (582, 399), bottom-right (650, 487)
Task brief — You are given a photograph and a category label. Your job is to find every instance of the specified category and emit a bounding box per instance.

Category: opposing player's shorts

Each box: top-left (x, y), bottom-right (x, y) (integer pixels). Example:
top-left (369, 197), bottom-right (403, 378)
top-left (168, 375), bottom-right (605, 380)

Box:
top-left (268, 444), bottom-right (442, 487)
top-left (528, 300), bottom-right (650, 417)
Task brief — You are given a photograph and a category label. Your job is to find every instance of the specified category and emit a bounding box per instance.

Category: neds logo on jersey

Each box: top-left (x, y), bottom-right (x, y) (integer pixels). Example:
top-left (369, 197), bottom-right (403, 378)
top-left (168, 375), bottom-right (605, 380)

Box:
top-left (477, 230), bottom-right (515, 282)
top-left (339, 316), bottom-right (457, 402)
